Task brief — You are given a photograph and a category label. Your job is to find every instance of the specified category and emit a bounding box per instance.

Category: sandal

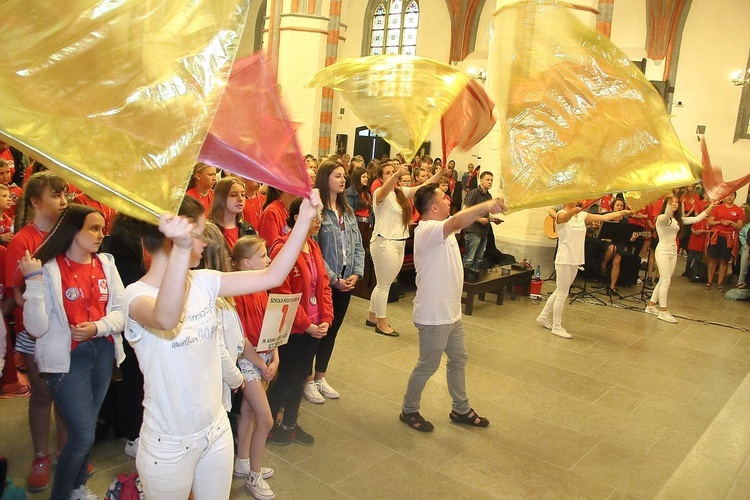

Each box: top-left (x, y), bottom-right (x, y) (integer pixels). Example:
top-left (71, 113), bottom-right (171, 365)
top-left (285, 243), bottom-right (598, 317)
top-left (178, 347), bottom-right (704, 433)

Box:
top-left (717, 284), bottom-right (725, 292)
top-left (737, 282), bottom-right (747, 289)
top-left (399, 411), bottom-right (434, 432)
top-left (704, 283), bottom-right (712, 290)
top-left (449, 408), bottom-right (490, 428)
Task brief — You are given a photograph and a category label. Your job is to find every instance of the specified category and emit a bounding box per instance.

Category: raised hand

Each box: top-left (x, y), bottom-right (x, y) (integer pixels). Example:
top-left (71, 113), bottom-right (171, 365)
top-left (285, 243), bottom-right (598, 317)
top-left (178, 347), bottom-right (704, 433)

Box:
top-left (158, 213), bottom-right (195, 249)
top-left (19, 250), bottom-right (42, 278)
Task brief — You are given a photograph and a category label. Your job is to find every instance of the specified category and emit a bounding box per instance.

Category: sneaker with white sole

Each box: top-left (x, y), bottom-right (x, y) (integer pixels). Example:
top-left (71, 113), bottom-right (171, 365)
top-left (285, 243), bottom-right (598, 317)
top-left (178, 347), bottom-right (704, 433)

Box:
top-left (657, 311), bottom-right (677, 323)
top-left (233, 458), bottom-right (273, 479)
top-left (315, 378), bottom-right (340, 399)
top-left (644, 305), bottom-right (660, 316)
top-left (535, 314), bottom-right (552, 330)
top-left (303, 380), bottom-right (325, 404)
top-left (245, 471), bottom-right (275, 500)
top-left (70, 484), bottom-right (99, 500)
top-left (123, 438), bottom-right (139, 458)
top-left (550, 327), bottom-right (572, 339)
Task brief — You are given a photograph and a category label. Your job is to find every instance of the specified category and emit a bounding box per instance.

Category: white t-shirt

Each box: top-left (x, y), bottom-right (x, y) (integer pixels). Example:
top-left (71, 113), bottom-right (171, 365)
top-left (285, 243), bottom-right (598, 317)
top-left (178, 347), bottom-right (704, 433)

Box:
top-left (372, 186), bottom-right (411, 241)
top-left (555, 211), bottom-right (588, 265)
top-left (413, 219), bottom-right (463, 325)
top-left (123, 270), bottom-right (223, 436)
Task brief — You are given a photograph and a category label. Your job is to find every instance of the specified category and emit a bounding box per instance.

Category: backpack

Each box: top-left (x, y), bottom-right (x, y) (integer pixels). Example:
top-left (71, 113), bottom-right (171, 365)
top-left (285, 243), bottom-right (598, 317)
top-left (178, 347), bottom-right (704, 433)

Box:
top-left (689, 262), bottom-right (708, 283)
top-left (105, 474), bottom-right (144, 500)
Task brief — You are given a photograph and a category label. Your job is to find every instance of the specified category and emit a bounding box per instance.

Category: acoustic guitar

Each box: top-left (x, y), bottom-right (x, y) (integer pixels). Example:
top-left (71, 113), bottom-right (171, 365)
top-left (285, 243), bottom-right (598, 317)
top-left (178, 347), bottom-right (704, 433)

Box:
top-left (543, 214), bottom-right (558, 239)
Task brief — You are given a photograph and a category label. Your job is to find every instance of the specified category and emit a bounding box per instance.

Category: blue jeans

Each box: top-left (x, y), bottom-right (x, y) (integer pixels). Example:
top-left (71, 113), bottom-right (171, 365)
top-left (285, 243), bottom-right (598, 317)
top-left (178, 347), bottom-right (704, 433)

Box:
top-left (463, 233), bottom-right (487, 268)
top-left (46, 337), bottom-right (114, 500)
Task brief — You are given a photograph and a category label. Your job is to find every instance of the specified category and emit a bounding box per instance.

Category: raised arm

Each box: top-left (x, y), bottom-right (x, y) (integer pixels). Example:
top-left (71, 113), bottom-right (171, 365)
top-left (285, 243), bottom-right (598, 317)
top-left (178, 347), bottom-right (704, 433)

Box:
top-left (682, 201), bottom-right (717, 225)
top-left (219, 190), bottom-right (324, 297)
top-left (556, 206), bottom-right (583, 224)
top-left (414, 167), bottom-right (449, 199)
top-left (443, 197), bottom-right (507, 239)
top-left (374, 166), bottom-right (407, 204)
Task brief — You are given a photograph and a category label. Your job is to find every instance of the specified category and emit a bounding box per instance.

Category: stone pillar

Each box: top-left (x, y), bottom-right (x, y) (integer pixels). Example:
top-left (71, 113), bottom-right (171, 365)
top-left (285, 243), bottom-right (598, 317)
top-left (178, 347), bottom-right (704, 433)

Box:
top-left (269, 0), bottom-right (345, 155)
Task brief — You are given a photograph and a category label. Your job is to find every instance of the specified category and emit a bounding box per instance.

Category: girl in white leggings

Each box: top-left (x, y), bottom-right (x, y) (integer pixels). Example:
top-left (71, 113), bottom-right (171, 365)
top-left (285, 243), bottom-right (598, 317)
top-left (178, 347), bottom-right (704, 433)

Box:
top-left (646, 195), bottom-right (715, 323)
top-left (537, 203), bottom-right (630, 339)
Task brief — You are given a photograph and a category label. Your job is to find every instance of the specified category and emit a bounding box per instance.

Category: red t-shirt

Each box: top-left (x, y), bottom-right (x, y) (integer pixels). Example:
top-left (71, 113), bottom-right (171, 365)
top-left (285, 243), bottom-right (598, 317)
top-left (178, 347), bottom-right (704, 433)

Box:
top-left (0, 212), bottom-right (13, 239)
top-left (681, 193), bottom-right (700, 215)
top-left (688, 219), bottom-right (708, 252)
top-left (711, 203), bottom-right (744, 235)
top-left (57, 255), bottom-right (110, 350)
top-left (234, 291), bottom-right (268, 349)
top-left (257, 200), bottom-right (288, 246)
top-left (0, 245), bottom-right (6, 301)
top-left (221, 226), bottom-right (240, 250)
top-left (5, 223), bottom-right (47, 332)
top-left (185, 187), bottom-right (213, 213)
top-left (369, 179), bottom-right (382, 195)
top-left (242, 193), bottom-right (265, 230)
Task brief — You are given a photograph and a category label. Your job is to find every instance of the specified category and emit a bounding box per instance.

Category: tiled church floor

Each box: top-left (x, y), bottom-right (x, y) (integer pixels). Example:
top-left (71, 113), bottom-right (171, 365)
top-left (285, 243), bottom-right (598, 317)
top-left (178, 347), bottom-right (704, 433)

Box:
top-left (2, 262), bottom-right (749, 499)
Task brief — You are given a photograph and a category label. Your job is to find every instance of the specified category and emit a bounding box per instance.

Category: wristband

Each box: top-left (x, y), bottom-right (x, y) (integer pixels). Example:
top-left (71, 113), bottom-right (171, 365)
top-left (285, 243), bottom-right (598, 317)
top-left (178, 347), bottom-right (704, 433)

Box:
top-left (24, 270), bottom-right (43, 280)
top-left (173, 242), bottom-right (193, 250)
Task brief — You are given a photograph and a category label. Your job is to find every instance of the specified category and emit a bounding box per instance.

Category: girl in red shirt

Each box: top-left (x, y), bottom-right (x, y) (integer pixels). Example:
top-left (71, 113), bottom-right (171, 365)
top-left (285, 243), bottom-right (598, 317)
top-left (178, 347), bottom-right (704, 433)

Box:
top-left (184, 162), bottom-right (217, 212)
top-left (231, 235), bottom-right (279, 496)
top-left (20, 204), bottom-right (125, 499)
top-left (242, 178), bottom-right (266, 230)
top-left (5, 172), bottom-right (69, 492)
top-left (208, 176), bottom-right (256, 250)
top-left (266, 198), bottom-right (333, 446)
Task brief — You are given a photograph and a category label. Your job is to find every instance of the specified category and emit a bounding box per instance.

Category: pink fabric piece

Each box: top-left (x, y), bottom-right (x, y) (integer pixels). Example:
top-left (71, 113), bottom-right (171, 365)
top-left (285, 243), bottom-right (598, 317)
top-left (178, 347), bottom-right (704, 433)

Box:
top-left (199, 53), bottom-right (310, 197)
top-left (701, 138), bottom-right (750, 201)
top-left (440, 80), bottom-right (496, 160)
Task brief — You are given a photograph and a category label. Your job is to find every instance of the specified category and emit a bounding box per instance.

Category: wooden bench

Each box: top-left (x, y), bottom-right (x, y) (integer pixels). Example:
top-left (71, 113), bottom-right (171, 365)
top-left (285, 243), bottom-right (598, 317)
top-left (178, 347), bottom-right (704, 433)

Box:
top-left (462, 266), bottom-right (534, 315)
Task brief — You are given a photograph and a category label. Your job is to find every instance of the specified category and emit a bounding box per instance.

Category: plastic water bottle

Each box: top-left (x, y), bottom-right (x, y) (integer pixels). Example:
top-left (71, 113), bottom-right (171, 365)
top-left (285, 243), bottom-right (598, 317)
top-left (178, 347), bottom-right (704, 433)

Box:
top-left (534, 265), bottom-right (541, 280)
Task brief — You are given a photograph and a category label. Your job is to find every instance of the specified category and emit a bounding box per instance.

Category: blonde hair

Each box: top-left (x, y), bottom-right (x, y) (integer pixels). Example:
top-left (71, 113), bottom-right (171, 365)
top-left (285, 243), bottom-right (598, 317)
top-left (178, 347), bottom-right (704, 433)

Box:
top-left (232, 235), bottom-right (266, 270)
top-left (187, 162), bottom-right (215, 189)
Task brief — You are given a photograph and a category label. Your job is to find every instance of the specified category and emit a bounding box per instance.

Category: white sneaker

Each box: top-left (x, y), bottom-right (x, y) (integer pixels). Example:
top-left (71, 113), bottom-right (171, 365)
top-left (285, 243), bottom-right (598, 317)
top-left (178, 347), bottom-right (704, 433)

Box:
top-left (245, 472), bottom-right (275, 500)
top-left (70, 485), bottom-right (99, 500)
top-left (644, 305), bottom-right (660, 316)
top-left (123, 438), bottom-right (139, 458)
top-left (535, 314), bottom-right (552, 330)
top-left (551, 327), bottom-right (572, 339)
top-left (315, 378), bottom-right (340, 399)
top-left (234, 458), bottom-right (274, 479)
top-left (658, 311), bottom-right (677, 323)
top-left (303, 380), bottom-right (325, 404)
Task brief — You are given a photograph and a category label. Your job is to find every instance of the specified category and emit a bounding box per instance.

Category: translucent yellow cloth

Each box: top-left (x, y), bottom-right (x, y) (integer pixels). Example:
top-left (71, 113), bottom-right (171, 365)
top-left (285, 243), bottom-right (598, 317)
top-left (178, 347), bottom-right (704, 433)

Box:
top-left (0, 0), bottom-right (251, 222)
top-left (492, 0), bottom-right (697, 212)
top-left (307, 55), bottom-right (471, 162)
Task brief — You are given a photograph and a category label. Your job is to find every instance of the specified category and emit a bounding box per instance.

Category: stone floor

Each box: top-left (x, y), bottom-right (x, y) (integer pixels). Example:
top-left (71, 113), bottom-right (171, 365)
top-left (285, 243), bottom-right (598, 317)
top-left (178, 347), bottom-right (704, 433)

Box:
top-left (2, 259), bottom-right (749, 499)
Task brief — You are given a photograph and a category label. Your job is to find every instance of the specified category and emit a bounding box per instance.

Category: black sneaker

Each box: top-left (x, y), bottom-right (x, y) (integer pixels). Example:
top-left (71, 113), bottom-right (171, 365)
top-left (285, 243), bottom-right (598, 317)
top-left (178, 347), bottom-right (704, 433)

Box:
top-left (290, 425), bottom-right (314, 446)
top-left (266, 424), bottom-right (291, 446)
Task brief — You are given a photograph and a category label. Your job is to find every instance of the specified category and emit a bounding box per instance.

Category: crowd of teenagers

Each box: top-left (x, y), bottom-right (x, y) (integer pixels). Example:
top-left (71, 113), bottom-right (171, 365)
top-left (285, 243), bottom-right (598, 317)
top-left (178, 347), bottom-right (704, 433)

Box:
top-left (0, 145), bottom-right (508, 500)
top-left (538, 187), bottom-right (749, 339)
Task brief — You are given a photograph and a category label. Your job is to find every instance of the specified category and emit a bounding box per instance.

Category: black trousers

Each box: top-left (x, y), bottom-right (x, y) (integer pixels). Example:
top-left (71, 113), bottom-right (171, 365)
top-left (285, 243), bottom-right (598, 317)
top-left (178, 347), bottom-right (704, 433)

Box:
top-left (116, 339), bottom-right (144, 440)
top-left (314, 288), bottom-right (351, 374)
top-left (267, 333), bottom-right (320, 427)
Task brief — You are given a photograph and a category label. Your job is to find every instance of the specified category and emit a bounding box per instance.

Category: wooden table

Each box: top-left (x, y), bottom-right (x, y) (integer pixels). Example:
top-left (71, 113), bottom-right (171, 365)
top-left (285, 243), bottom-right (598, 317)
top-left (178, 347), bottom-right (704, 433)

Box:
top-left (462, 266), bottom-right (534, 315)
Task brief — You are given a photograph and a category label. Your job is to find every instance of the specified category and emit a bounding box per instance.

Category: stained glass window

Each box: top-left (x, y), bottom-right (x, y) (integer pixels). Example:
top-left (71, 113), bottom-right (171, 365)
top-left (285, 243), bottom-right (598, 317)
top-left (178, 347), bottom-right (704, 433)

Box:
top-left (368, 1), bottom-right (419, 56)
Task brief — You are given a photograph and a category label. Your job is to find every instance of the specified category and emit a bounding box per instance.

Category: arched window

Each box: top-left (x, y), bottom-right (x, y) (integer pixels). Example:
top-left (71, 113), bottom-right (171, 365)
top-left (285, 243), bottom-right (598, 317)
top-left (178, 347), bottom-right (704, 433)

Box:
top-left (367, 0), bottom-right (419, 56)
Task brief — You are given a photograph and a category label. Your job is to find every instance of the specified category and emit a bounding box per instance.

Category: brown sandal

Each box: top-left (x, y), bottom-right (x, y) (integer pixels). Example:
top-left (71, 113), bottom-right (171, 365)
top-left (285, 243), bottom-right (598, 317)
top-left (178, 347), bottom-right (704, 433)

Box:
top-left (399, 411), bottom-right (434, 432)
top-left (449, 408), bottom-right (489, 427)
top-left (717, 284), bottom-right (725, 292)
top-left (704, 283), bottom-right (712, 290)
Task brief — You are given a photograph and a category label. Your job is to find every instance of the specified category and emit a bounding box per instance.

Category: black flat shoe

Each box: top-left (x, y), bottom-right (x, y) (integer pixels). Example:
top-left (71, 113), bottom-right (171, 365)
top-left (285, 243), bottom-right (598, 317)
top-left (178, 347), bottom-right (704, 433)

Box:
top-left (365, 320), bottom-right (377, 327)
top-left (375, 326), bottom-right (399, 337)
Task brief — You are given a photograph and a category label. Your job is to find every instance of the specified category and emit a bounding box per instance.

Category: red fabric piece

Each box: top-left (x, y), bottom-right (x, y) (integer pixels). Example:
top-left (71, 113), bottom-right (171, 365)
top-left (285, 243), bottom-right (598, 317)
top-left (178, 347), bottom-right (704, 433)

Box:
top-left (198, 53), bottom-right (310, 198)
top-left (701, 138), bottom-right (750, 201)
top-left (440, 80), bottom-right (496, 160)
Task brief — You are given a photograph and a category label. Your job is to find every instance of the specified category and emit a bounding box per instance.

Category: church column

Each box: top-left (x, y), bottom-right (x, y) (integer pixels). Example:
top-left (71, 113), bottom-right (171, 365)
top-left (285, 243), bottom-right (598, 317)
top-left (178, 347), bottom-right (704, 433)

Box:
top-left (317, 0), bottom-right (343, 159)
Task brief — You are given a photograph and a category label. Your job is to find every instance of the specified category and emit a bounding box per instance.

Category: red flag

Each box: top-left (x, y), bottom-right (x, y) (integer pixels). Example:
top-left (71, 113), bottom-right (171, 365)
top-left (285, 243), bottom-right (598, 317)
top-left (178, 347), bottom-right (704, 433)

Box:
top-left (700, 138), bottom-right (750, 201)
top-left (199, 53), bottom-right (310, 197)
top-left (440, 80), bottom-right (496, 160)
